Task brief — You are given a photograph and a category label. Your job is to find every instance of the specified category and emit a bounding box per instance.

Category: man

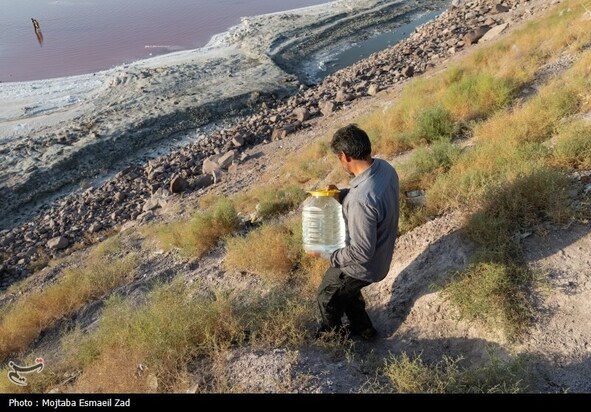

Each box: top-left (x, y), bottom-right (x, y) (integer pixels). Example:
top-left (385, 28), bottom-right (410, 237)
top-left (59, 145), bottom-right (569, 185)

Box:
top-left (31, 18), bottom-right (43, 47)
top-left (308, 124), bottom-right (399, 341)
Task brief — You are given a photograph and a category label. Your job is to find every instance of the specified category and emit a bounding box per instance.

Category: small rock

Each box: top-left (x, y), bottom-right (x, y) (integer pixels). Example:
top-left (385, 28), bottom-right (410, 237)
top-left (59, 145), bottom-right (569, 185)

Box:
top-left (292, 107), bottom-right (310, 122)
top-left (142, 197), bottom-right (161, 212)
top-left (402, 66), bottom-right (415, 77)
top-left (494, 4), bottom-right (510, 13)
top-left (480, 23), bottom-right (508, 42)
top-left (212, 168), bottom-right (223, 184)
top-left (137, 211), bottom-right (155, 222)
top-left (231, 134), bottom-right (244, 147)
top-left (367, 84), bottom-right (380, 96)
top-left (114, 192), bottom-right (126, 202)
top-left (192, 174), bottom-right (214, 190)
top-left (464, 26), bottom-right (490, 45)
top-left (170, 175), bottom-right (188, 194)
top-left (202, 157), bottom-right (220, 174)
top-left (47, 236), bottom-right (69, 250)
top-left (272, 127), bottom-right (287, 141)
top-left (320, 101), bottom-right (335, 116)
top-left (217, 150), bottom-right (235, 169)
top-left (335, 90), bottom-right (353, 103)
top-left (88, 223), bottom-right (102, 233)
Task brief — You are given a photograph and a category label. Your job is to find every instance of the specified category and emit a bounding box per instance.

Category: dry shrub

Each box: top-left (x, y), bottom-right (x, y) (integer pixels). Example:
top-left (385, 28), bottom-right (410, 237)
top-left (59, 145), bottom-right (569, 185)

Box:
top-left (0, 255), bottom-right (137, 361)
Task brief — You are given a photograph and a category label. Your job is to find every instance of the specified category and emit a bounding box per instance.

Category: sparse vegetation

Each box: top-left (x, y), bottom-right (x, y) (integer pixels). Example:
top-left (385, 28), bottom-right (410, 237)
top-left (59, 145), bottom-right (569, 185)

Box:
top-left (384, 351), bottom-right (528, 393)
top-left (0, 250), bottom-right (137, 361)
top-left (224, 223), bottom-right (297, 280)
top-left (151, 196), bottom-right (239, 257)
top-left (71, 281), bottom-right (244, 392)
top-left (413, 106), bottom-right (457, 144)
top-left (59, 280), bottom-right (315, 393)
top-left (443, 263), bottom-right (541, 339)
top-left (236, 186), bottom-right (307, 220)
top-left (552, 120), bottom-right (591, 170)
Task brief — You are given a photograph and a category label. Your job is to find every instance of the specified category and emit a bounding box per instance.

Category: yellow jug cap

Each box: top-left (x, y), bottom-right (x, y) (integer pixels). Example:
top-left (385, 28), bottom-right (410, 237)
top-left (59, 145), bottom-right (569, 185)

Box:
top-left (307, 189), bottom-right (340, 197)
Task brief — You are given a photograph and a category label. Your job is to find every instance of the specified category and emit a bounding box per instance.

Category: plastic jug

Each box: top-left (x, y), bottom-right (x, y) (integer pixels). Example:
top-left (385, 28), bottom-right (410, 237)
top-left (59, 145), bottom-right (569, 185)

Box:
top-left (302, 189), bottom-right (346, 254)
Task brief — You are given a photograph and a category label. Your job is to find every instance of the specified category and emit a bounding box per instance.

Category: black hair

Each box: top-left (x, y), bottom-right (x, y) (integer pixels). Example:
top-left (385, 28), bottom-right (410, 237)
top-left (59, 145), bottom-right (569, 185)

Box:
top-left (330, 124), bottom-right (372, 160)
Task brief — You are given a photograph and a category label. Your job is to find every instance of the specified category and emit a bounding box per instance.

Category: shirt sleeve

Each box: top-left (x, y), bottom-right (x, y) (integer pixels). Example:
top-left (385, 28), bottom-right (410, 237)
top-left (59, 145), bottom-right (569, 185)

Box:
top-left (330, 198), bottom-right (378, 267)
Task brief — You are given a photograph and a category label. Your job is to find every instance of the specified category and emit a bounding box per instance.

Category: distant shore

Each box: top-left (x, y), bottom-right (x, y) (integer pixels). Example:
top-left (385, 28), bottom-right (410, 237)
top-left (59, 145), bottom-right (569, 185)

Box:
top-left (0, 0), bottom-right (447, 229)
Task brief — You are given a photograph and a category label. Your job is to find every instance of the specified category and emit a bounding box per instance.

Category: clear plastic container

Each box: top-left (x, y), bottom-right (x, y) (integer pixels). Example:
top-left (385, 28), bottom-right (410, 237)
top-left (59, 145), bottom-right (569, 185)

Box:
top-left (302, 189), bottom-right (346, 254)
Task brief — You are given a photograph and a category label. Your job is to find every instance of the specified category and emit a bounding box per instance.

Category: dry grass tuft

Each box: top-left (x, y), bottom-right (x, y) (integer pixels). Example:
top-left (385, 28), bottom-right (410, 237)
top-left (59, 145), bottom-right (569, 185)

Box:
top-left (0, 254), bottom-right (137, 362)
top-left (151, 197), bottom-right (239, 258)
top-left (384, 351), bottom-right (528, 393)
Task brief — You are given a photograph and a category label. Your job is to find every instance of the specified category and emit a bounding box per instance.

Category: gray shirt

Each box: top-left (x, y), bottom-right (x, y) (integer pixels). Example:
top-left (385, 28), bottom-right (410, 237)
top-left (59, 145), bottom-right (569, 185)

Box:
top-left (329, 158), bottom-right (399, 283)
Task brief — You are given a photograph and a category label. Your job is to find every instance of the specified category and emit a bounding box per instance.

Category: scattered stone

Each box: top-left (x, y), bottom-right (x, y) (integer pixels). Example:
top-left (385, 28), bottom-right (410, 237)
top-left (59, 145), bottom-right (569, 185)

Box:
top-left (367, 84), bottom-right (380, 96)
top-left (335, 90), bottom-right (353, 103)
top-left (272, 127), bottom-right (287, 141)
top-left (0, 0), bottom-right (557, 285)
top-left (170, 175), bottom-right (189, 194)
top-left (142, 197), bottom-right (162, 212)
top-left (212, 168), bottom-right (223, 184)
top-left (137, 211), bottom-right (155, 223)
top-left (217, 150), bottom-right (235, 169)
top-left (231, 134), bottom-right (244, 147)
top-left (47, 236), bottom-right (69, 250)
top-left (202, 157), bottom-right (220, 174)
top-left (292, 107), bottom-right (310, 122)
top-left (192, 174), bottom-right (214, 190)
top-left (114, 192), bottom-right (126, 202)
top-left (464, 25), bottom-right (491, 45)
top-left (402, 66), bottom-right (415, 77)
top-left (480, 23), bottom-right (509, 42)
top-left (494, 4), bottom-right (510, 13)
top-left (88, 223), bottom-right (103, 233)
top-left (320, 101), bottom-right (335, 116)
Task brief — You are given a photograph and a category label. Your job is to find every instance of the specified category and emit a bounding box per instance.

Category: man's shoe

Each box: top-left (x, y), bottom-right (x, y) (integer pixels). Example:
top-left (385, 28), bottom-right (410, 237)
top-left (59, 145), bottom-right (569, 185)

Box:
top-left (347, 325), bottom-right (378, 341)
top-left (359, 327), bottom-right (378, 341)
top-left (314, 325), bottom-right (351, 342)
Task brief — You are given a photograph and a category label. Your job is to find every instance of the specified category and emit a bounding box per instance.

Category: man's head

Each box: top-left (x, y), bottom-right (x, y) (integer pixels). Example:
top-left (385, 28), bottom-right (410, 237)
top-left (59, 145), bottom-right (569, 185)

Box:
top-left (330, 124), bottom-right (372, 176)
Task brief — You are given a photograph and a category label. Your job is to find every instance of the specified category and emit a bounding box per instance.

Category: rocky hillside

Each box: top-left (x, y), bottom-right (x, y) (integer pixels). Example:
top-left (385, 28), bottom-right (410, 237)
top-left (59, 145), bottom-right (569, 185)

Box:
top-left (1, 0), bottom-right (589, 394)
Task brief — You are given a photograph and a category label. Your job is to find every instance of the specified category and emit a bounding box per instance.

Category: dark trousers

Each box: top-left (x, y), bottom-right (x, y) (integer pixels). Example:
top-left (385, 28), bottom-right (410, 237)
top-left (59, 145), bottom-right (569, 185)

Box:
top-left (316, 267), bottom-right (374, 333)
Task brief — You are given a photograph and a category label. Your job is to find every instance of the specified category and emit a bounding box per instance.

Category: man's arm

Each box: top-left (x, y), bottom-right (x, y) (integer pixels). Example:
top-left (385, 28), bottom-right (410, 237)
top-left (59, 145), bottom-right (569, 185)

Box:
top-left (330, 199), bottom-right (378, 267)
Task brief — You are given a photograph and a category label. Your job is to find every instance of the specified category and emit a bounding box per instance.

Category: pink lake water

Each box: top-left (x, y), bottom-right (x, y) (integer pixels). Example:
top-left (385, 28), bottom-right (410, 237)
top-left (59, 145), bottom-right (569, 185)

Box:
top-left (0, 0), bottom-right (331, 82)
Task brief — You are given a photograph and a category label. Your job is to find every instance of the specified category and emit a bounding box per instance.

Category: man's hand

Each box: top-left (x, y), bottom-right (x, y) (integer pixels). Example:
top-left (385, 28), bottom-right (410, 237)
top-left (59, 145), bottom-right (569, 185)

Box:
top-left (327, 184), bottom-right (342, 203)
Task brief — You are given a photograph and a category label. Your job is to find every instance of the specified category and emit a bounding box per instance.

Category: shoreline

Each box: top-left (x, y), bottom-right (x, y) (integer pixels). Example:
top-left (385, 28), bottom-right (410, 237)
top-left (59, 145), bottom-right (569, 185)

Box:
top-left (0, 0), bottom-right (447, 228)
top-left (0, 0), bottom-right (559, 284)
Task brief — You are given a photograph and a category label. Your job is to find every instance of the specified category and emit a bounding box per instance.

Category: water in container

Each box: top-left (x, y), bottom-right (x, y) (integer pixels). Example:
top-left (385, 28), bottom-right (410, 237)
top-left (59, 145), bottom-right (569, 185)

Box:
top-left (302, 189), bottom-right (346, 254)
